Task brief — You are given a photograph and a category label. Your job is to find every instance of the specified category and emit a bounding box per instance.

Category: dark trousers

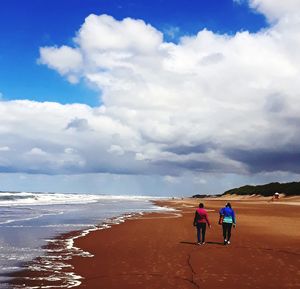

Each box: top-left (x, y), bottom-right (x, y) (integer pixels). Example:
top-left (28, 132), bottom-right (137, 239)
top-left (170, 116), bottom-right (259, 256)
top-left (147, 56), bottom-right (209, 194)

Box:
top-left (222, 223), bottom-right (233, 241)
top-left (196, 223), bottom-right (206, 242)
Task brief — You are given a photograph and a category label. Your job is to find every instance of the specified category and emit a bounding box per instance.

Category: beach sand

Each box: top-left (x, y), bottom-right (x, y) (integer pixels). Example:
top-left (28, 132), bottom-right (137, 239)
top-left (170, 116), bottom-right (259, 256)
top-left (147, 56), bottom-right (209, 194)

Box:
top-left (9, 197), bottom-right (300, 289)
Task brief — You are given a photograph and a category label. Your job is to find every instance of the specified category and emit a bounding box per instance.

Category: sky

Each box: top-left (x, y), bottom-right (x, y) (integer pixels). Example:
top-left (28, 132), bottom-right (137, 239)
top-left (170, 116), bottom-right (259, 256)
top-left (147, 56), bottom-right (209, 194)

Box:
top-left (0, 0), bottom-right (300, 196)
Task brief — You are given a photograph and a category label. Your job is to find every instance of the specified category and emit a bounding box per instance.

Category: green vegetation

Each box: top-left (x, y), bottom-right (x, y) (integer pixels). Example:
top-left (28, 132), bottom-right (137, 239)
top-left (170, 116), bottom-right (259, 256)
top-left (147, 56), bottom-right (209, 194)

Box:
top-left (192, 194), bottom-right (215, 198)
top-left (222, 181), bottom-right (300, 196)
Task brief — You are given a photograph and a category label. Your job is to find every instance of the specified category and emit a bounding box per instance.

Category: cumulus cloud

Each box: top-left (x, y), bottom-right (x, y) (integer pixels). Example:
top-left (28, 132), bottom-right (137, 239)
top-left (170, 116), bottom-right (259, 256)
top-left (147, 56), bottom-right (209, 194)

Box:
top-left (249, 0), bottom-right (300, 22)
top-left (0, 100), bottom-right (144, 174)
top-left (26, 147), bottom-right (48, 156)
top-left (2, 1), bottom-right (300, 183)
top-left (39, 45), bottom-right (83, 83)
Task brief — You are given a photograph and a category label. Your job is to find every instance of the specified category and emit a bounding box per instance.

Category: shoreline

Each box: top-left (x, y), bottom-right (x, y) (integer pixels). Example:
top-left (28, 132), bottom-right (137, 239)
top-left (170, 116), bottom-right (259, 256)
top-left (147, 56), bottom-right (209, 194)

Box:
top-left (8, 196), bottom-right (300, 288)
top-left (5, 200), bottom-right (173, 288)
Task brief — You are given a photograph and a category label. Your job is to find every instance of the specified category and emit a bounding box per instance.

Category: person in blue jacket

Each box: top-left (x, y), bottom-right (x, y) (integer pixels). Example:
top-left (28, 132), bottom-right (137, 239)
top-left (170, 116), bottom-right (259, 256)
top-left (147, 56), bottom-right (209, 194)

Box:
top-left (219, 202), bottom-right (236, 245)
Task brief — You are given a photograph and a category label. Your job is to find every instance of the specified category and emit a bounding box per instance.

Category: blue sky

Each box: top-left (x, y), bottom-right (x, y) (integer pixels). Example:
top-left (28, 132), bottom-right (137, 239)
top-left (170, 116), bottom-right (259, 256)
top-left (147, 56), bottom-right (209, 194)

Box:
top-left (1, 0), bottom-right (300, 196)
top-left (0, 0), bottom-right (266, 106)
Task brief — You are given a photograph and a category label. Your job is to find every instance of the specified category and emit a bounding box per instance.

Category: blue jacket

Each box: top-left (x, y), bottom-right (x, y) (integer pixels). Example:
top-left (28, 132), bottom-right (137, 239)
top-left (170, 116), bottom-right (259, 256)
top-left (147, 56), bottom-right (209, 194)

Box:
top-left (220, 207), bottom-right (236, 224)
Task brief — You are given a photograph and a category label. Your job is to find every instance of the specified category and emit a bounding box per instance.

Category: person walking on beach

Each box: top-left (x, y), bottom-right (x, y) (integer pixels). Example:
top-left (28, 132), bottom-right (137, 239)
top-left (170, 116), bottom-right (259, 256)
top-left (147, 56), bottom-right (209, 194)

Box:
top-left (219, 202), bottom-right (236, 245)
top-left (193, 203), bottom-right (211, 245)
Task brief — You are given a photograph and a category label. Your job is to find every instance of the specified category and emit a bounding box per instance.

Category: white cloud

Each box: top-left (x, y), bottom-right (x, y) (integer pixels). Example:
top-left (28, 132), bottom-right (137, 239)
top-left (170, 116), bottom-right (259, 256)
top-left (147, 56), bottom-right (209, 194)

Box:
top-left (164, 175), bottom-right (180, 184)
top-left (74, 14), bottom-right (163, 54)
top-left (249, 0), bottom-right (300, 22)
top-left (26, 147), bottom-right (48, 156)
top-left (108, 145), bottom-right (125, 156)
top-left (0, 100), bottom-right (142, 174)
top-left (2, 1), bottom-right (300, 188)
top-left (64, 148), bottom-right (76, 154)
top-left (39, 45), bottom-right (83, 83)
top-left (0, 146), bottom-right (10, 152)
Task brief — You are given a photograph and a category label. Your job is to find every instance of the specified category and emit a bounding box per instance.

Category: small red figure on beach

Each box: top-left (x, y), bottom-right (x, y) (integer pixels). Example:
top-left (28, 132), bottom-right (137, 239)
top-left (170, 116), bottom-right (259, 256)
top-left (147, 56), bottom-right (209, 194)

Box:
top-left (271, 192), bottom-right (280, 201)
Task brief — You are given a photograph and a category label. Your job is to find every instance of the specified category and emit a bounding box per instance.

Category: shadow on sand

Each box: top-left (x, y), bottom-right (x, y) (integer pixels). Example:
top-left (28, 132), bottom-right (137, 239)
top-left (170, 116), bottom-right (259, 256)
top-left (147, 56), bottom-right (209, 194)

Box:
top-left (180, 241), bottom-right (224, 246)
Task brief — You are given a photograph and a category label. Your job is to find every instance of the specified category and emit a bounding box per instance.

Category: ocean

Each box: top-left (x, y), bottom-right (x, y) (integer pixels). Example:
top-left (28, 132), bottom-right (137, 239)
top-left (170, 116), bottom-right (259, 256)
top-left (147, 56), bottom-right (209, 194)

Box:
top-left (0, 191), bottom-right (171, 288)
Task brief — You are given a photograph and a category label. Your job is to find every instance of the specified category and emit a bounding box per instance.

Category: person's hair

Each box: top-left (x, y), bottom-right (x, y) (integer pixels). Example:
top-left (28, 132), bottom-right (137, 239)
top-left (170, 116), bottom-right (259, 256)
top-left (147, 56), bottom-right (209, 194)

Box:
top-left (199, 203), bottom-right (204, 208)
top-left (226, 202), bottom-right (232, 208)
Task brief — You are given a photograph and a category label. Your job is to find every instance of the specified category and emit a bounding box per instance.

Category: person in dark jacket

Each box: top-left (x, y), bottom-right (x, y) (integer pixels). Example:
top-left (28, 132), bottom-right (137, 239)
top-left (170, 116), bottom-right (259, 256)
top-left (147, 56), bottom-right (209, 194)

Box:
top-left (219, 202), bottom-right (236, 245)
top-left (193, 203), bottom-right (211, 245)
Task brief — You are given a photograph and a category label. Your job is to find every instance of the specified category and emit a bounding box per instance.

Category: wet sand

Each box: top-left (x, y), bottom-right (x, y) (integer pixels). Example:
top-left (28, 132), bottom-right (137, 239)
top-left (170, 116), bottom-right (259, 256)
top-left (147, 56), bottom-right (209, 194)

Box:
top-left (9, 197), bottom-right (300, 289)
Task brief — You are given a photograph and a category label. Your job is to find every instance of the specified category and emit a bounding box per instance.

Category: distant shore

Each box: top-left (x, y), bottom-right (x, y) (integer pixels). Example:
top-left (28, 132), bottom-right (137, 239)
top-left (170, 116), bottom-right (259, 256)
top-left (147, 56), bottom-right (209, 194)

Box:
top-left (9, 196), bottom-right (300, 288)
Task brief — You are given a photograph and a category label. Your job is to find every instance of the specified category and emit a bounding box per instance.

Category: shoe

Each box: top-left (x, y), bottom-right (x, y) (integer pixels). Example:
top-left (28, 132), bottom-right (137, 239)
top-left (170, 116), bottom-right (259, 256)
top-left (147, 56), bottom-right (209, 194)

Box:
top-left (197, 242), bottom-right (201, 245)
top-left (202, 242), bottom-right (205, 245)
top-left (224, 239), bottom-right (227, 245)
top-left (227, 241), bottom-right (230, 245)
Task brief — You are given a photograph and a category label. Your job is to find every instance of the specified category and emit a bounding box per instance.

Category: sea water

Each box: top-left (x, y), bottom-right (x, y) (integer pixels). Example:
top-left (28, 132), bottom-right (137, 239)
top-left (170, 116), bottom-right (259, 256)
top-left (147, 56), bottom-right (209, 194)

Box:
top-left (0, 191), bottom-right (171, 288)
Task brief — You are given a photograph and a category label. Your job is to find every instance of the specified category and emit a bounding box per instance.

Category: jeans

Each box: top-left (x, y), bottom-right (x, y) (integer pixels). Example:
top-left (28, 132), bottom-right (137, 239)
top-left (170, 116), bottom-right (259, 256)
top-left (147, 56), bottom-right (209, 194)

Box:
top-left (196, 223), bottom-right (206, 243)
top-left (222, 222), bottom-right (233, 241)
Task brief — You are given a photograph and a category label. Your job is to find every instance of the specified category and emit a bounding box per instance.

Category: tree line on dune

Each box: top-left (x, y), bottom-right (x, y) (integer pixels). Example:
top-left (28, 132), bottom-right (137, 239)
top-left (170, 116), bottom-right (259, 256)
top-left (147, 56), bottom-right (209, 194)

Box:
top-left (222, 181), bottom-right (300, 196)
top-left (192, 181), bottom-right (300, 198)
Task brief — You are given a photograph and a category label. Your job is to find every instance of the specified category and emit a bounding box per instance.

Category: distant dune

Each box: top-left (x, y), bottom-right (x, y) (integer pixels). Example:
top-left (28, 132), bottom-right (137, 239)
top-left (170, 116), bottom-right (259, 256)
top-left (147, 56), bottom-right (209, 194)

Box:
top-left (222, 181), bottom-right (300, 197)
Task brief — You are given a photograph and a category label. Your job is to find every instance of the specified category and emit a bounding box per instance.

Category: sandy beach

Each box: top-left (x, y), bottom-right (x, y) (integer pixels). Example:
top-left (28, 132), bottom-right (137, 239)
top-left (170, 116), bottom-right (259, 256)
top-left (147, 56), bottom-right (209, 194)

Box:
top-left (9, 196), bottom-right (300, 289)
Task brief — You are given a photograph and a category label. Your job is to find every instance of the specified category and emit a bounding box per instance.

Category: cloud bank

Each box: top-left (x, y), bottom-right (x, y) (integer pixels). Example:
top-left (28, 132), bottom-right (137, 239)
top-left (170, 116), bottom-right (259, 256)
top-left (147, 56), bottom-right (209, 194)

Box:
top-left (1, 0), bottom-right (300, 190)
